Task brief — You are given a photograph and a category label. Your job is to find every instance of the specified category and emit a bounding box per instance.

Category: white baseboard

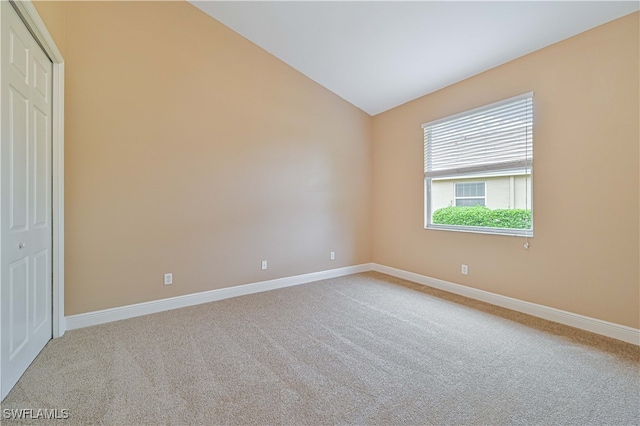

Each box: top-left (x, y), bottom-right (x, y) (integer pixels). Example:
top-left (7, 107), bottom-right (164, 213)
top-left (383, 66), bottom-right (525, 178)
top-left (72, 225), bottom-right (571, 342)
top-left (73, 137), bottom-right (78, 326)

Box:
top-left (65, 263), bottom-right (373, 331)
top-left (65, 261), bottom-right (639, 346)
top-left (372, 263), bottom-right (640, 346)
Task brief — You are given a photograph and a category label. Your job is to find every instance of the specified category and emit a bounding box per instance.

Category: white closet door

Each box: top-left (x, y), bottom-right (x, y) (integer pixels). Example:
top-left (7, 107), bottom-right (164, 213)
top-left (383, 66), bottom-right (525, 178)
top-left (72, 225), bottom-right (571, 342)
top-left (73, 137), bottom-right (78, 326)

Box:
top-left (1, 0), bottom-right (53, 400)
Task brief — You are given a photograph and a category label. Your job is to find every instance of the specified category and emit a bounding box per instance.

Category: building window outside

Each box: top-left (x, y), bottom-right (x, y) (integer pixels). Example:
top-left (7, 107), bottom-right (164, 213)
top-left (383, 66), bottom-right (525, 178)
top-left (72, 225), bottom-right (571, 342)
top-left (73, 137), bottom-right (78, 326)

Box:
top-left (455, 182), bottom-right (485, 207)
top-left (423, 93), bottom-right (533, 236)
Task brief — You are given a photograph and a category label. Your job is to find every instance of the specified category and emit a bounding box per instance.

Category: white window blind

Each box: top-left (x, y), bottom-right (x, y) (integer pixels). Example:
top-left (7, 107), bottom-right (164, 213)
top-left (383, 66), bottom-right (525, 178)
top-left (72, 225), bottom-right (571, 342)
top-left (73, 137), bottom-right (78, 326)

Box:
top-left (423, 93), bottom-right (533, 179)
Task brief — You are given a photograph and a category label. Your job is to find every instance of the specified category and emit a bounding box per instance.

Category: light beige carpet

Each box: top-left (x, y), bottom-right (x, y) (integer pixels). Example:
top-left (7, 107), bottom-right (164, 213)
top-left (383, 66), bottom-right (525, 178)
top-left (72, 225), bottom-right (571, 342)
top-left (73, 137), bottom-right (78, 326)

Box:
top-left (2, 272), bottom-right (639, 425)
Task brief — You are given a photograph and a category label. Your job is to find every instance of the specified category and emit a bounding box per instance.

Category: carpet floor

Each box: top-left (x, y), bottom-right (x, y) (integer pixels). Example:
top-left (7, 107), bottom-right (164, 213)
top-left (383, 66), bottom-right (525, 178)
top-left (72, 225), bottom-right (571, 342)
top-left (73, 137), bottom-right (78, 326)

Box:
top-left (2, 272), bottom-right (639, 425)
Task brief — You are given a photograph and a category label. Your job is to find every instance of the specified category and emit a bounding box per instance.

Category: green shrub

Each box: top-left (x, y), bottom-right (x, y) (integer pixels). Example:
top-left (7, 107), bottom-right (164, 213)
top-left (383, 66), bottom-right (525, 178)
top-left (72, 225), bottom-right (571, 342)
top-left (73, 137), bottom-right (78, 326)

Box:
top-left (432, 206), bottom-right (531, 229)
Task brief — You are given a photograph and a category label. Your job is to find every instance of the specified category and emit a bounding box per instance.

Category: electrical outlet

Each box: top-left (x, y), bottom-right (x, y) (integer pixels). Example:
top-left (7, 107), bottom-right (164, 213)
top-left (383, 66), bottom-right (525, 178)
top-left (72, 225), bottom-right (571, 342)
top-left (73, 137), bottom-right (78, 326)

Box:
top-left (330, 251), bottom-right (336, 260)
top-left (461, 264), bottom-right (468, 275)
top-left (261, 260), bottom-right (268, 270)
top-left (164, 273), bottom-right (173, 285)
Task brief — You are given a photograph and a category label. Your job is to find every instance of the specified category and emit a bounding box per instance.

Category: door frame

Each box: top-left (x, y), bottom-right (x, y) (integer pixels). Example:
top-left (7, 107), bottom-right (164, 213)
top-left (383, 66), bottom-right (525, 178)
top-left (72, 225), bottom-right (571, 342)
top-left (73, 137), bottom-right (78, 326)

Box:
top-left (1, 0), bottom-right (65, 343)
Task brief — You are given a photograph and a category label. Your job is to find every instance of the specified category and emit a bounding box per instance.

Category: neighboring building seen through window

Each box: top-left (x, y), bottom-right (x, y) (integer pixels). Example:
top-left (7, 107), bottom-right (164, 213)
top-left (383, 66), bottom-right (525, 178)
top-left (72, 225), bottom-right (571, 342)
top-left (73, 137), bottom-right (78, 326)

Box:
top-left (454, 182), bottom-right (485, 207)
top-left (423, 93), bottom-right (533, 236)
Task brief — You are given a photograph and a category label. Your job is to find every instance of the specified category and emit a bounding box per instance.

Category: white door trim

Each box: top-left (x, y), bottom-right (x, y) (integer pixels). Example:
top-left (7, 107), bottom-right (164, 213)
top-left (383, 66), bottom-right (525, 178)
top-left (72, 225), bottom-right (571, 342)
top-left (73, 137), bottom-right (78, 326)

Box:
top-left (8, 0), bottom-right (65, 337)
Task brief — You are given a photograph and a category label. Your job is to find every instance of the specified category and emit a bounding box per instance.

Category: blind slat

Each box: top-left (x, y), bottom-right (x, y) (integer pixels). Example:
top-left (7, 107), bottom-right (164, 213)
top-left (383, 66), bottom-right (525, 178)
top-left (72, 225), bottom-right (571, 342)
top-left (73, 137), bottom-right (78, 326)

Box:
top-left (424, 95), bottom-right (533, 174)
top-left (424, 160), bottom-right (531, 179)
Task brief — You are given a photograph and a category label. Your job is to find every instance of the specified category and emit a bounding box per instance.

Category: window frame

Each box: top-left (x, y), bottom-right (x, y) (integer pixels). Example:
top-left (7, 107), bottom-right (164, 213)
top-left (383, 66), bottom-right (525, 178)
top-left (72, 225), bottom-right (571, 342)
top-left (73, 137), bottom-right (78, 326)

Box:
top-left (423, 93), bottom-right (534, 237)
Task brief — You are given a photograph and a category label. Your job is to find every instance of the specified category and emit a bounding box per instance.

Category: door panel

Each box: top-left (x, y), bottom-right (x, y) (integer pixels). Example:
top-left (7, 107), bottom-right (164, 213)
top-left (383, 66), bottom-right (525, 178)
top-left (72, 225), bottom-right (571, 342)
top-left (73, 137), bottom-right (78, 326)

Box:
top-left (8, 258), bottom-right (28, 358)
top-left (1, 1), bottom-right (53, 399)
top-left (33, 58), bottom-right (49, 101)
top-left (33, 249), bottom-right (49, 332)
top-left (8, 30), bottom-right (28, 81)
top-left (33, 106), bottom-right (48, 227)
top-left (9, 87), bottom-right (29, 231)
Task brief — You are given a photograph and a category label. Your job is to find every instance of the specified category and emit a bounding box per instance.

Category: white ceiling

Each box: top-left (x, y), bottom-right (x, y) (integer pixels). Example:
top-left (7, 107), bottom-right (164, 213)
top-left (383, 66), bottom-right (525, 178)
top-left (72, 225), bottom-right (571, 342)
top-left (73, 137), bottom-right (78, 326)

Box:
top-left (189, 1), bottom-right (639, 116)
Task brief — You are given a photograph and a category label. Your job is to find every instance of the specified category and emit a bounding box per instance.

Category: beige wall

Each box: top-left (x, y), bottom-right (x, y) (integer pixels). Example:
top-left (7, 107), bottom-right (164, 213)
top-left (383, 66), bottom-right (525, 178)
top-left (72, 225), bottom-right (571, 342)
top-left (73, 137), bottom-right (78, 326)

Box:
top-left (32, 1), bottom-right (65, 56)
top-left (33, 3), bottom-right (639, 329)
top-left (372, 12), bottom-right (639, 328)
top-left (37, 1), bottom-right (372, 315)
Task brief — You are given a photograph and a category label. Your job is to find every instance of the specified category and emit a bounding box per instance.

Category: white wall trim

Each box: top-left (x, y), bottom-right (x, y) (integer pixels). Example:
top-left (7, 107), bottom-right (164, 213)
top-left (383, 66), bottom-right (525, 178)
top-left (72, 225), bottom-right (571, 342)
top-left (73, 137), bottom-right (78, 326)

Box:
top-left (10, 0), bottom-right (66, 338)
top-left (11, 0), bottom-right (63, 62)
top-left (66, 264), bottom-right (373, 331)
top-left (65, 261), bottom-right (639, 346)
top-left (372, 263), bottom-right (640, 346)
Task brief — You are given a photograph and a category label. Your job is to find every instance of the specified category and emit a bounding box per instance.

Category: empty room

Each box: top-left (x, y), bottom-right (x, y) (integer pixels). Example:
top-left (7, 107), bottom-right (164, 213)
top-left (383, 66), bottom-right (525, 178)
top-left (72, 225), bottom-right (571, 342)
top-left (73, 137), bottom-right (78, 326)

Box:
top-left (0, 0), bottom-right (638, 424)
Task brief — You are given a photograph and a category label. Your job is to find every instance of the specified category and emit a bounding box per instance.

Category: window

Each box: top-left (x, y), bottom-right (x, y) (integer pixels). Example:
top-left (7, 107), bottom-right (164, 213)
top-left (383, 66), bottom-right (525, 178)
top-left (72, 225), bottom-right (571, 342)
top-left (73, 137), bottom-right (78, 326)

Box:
top-left (455, 182), bottom-right (485, 207)
top-left (423, 93), bottom-right (533, 236)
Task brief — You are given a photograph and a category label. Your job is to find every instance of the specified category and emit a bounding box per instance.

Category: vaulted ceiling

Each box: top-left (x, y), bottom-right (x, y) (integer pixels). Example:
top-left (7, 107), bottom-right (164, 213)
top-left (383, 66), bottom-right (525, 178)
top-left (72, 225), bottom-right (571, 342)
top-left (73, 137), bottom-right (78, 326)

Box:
top-left (190, 1), bottom-right (639, 115)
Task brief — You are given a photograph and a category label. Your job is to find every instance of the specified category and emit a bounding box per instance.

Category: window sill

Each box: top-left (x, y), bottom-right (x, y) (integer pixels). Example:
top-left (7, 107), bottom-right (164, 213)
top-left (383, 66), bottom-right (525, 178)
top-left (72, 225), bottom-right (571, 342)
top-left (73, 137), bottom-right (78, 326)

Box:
top-left (425, 223), bottom-right (533, 238)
